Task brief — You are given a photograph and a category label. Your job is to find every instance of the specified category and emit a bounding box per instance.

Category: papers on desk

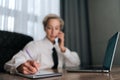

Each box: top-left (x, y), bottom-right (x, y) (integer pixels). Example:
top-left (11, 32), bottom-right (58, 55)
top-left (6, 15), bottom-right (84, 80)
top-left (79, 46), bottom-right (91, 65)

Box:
top-left (16, 70), bottom-right (62, 79)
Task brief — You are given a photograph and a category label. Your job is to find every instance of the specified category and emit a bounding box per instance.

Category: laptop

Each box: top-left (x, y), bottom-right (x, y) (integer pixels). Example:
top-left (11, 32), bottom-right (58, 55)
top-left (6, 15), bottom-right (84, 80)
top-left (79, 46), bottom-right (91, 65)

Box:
top-left (67, 32), bottom-right (120, 73)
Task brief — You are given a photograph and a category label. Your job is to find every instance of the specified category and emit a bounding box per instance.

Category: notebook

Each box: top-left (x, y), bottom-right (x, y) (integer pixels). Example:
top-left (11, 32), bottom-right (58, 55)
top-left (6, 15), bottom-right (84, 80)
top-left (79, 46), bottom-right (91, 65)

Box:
top-left (67, 32), bottom-right (120, 73)
top-left (16, 69), bottom-right (62, 79)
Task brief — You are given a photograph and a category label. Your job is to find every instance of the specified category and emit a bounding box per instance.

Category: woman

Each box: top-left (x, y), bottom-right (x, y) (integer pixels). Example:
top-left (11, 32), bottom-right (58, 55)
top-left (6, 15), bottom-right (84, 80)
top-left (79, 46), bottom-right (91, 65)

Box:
top-left (4, 14), bottom-right (80, 74)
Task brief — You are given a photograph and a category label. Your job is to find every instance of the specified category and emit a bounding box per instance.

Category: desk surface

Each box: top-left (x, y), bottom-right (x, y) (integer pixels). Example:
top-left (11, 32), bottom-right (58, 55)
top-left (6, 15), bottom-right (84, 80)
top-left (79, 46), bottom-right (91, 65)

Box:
top-left (1, 66), bottom-right (120, 80)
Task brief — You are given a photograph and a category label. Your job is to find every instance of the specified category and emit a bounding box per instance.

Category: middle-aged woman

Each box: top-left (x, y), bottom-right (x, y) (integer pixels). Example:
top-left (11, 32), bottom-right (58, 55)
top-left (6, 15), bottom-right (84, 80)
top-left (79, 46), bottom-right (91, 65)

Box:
top-left (4, 14), bottom-right (80, 74)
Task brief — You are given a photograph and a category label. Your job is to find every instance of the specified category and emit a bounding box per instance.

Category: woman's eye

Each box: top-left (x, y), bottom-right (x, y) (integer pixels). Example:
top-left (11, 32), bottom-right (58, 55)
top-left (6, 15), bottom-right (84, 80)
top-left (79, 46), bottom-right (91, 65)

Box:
top-left (55, 27), bottom-right (60, 30)
top-left (47, 26), bottom-right (51, 29)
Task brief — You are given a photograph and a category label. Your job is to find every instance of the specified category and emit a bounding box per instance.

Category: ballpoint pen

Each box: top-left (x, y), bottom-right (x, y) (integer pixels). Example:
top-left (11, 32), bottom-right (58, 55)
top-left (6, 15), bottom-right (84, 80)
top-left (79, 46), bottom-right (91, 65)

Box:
top-left (25, 49), bottom-right (39, 71)
top-left (26, 49), bottom-right (33, 60)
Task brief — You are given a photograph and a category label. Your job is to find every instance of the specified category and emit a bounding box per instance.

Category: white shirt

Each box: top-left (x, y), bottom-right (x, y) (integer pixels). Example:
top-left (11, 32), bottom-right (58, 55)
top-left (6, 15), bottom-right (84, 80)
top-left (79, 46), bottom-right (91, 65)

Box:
top-left (4, 37), bottom-right (80, 73)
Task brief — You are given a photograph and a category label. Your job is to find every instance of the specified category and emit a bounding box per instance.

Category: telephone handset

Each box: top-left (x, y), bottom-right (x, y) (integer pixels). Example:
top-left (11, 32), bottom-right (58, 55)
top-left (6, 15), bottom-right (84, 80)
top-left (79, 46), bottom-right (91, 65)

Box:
top-left (55, 37), bottom-right (61, 44)
top-left (58, 38), bottom-right (61, 44)
top-left (56, 30), bottom-right (63, 44)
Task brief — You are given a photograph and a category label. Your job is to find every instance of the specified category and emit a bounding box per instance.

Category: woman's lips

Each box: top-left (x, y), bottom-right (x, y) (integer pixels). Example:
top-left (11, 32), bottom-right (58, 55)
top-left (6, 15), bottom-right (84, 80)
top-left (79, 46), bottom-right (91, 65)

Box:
top-left (50, 36), bottom-right (57, 38)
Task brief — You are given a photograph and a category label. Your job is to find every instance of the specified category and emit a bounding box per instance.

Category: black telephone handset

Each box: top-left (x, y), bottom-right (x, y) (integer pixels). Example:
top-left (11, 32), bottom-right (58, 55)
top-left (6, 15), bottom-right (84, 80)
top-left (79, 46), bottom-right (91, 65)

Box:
top-left (58, 29), bottom-right (63, 44)
top-left (58, 38), bottom-right (61, 44)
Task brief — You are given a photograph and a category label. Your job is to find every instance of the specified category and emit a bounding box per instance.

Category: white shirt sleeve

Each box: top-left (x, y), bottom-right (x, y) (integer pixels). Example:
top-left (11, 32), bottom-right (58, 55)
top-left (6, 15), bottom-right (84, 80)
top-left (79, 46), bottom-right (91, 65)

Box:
top-left (4, 41), bottom-right (39, 74)
top-left (4, 50), bottom-right (27, 74)
top-left (62, 48), bottom-right (80, 67)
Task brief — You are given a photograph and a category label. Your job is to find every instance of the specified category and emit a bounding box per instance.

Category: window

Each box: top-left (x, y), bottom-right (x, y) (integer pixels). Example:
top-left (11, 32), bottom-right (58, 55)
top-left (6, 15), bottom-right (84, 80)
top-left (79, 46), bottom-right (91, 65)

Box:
top-left (0, 0), bottom-right (60, 40)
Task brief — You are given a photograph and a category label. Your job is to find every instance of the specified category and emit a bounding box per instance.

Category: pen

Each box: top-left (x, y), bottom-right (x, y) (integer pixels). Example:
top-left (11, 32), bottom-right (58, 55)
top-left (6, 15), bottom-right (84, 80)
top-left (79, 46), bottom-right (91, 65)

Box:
top-left (25, 49), bottom-right (39, 71)
top-left (26, 49), bottom-right (33, 60)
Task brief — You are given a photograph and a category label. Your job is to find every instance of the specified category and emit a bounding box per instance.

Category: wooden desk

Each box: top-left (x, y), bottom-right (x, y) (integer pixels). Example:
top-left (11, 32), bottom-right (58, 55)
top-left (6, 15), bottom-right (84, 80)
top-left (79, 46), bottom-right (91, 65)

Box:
top-left (1, 66), bottom-right (120, 80)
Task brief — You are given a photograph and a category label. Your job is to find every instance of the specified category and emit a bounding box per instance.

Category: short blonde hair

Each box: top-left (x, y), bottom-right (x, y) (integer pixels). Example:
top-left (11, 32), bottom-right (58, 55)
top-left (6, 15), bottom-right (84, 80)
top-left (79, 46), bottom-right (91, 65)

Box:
top-left (43, 14), bottom-right (64, 29)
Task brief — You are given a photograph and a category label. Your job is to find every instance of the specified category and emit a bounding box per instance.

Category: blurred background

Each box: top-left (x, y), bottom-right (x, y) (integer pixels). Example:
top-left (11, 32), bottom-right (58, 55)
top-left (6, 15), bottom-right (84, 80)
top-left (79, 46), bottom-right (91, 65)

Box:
top-left (0, 0), bottom-right (120, 66)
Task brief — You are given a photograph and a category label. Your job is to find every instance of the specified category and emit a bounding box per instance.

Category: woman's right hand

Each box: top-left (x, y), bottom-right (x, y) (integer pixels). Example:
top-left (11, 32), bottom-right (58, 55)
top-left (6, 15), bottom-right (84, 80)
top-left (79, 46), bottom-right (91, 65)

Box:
top-left (17, 60), bottom-right (40, 74)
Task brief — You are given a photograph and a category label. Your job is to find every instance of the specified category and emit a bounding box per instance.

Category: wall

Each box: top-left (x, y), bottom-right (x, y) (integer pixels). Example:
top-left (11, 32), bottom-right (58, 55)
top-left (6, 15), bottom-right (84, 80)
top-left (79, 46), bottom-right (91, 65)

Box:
top-left (88, 0), bottom-right (120, 65)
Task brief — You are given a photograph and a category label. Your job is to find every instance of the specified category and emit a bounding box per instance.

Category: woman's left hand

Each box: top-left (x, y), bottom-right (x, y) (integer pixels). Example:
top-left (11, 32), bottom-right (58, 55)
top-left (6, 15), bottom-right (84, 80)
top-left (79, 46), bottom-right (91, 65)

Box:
top-left (58, 31), bottom-right (66, 52)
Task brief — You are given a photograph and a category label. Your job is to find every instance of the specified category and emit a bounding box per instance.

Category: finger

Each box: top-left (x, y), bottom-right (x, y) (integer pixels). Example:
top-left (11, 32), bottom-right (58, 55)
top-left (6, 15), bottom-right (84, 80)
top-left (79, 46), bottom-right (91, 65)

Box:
top-left (33, 61), bottom-right (40, 69)
top-left (30, 61), bottom-right (40, 71)
top-left (59, 31), bottom-right (63, 33)
top-left (23, 70), bottom-right (29, 74)
top-left (59, 31), bottom-right (62, 34)
top-left (17, 64), bottom-right (33, 74)
top-left (58, 32), bottom-right (64, 38)
top-left (24, 61), bottom-right (38, 73)
top-left (22, 66), bottom-right (33, 74)
top-left (22, 68), bottom-right (35, 74)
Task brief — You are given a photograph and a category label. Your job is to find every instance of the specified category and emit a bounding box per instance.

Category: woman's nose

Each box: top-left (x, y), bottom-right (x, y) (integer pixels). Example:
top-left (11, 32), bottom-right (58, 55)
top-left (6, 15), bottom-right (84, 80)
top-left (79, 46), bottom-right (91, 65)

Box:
top-left (51, 29), bottom-right (55, 34)
top-left (51, 29), bottom-right (56, 36)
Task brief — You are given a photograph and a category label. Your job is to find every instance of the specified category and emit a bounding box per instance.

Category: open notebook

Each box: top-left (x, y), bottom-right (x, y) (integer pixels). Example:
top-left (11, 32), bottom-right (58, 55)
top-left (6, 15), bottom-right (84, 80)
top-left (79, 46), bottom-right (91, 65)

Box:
top-left (16, 69), bottom-right (62, 79)
top-left (67, 32), bottom-right (120, 73)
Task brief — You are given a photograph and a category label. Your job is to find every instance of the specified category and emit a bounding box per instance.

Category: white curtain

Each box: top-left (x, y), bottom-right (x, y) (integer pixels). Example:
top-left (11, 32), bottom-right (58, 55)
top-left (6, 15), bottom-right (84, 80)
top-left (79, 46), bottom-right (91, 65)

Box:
top-left (0, 0), bottom-right (60, 40)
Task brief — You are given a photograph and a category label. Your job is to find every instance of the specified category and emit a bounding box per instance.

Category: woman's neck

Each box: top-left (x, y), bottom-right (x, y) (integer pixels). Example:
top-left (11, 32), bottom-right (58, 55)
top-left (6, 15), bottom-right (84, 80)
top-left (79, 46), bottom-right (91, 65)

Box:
top-left (46, 36), bottom-right (55, 44)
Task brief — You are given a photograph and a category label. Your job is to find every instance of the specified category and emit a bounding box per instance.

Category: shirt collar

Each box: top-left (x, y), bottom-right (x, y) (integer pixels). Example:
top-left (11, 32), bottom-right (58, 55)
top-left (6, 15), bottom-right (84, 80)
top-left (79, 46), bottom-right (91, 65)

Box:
top-left (43, 36), bottom-right (57, 49)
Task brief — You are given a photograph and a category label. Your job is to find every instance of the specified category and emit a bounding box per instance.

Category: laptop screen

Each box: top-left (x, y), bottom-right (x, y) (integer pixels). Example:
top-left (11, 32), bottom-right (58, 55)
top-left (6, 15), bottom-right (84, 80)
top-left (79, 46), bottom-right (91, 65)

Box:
top-left (103, 32), bottom-right (119, 70)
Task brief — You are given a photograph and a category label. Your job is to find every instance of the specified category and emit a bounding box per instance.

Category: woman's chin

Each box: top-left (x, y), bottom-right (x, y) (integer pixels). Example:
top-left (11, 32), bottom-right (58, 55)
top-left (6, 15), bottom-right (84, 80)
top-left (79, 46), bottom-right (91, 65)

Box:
top-left (49, 38), bottom-right (56, 42)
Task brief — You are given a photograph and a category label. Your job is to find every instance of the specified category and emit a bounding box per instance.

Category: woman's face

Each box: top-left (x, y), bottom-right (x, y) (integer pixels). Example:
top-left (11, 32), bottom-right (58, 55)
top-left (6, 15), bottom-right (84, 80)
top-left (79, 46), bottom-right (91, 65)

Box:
top-left (45, 19), bottom-right (61, 43)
